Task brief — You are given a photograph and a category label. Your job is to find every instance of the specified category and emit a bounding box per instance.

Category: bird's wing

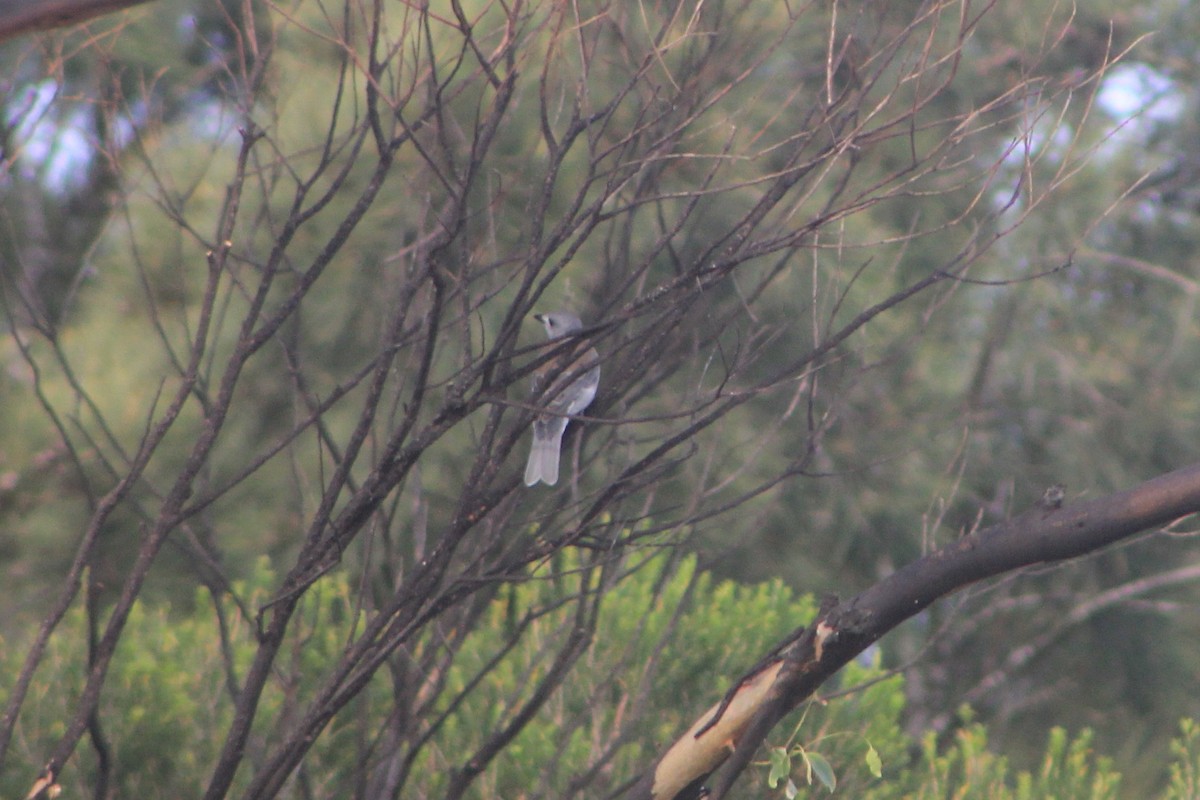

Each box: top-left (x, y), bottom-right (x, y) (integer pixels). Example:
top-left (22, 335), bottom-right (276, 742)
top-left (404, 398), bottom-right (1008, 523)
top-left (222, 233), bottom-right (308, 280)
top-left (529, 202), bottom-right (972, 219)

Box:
top-left (545, 348), bottom-right (599, 414)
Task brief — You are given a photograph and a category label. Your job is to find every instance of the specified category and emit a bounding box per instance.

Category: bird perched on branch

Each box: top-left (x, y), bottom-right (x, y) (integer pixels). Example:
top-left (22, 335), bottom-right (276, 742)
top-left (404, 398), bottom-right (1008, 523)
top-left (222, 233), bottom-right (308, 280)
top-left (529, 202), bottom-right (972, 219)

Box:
top-left (524, 311), bottom-right (600, 487)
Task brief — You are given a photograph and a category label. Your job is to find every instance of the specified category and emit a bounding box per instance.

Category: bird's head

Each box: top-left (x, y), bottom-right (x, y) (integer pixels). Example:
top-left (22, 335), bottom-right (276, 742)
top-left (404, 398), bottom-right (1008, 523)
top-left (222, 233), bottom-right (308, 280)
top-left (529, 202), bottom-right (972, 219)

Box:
top-left (534, 311), bottom-right (584, 339)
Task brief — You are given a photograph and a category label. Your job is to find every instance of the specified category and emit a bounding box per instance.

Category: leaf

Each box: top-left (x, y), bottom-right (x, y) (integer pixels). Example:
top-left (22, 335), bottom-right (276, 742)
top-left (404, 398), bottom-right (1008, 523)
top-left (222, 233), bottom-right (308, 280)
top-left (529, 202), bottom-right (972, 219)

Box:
top-left (768, 746), bottom-right (791, 788)
top-left (785, 777), bottom-right (799, 799)
top-left (865, 741), bottom-right (883, 778)
top-left (807, 751), bottom-right (837, 792)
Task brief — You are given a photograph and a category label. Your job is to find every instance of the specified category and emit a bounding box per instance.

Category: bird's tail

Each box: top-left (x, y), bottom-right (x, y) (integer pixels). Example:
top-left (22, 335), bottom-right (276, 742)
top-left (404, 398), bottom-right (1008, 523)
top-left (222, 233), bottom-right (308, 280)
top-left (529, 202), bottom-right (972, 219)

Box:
top-left (524, 429), bottom-right (564, 486)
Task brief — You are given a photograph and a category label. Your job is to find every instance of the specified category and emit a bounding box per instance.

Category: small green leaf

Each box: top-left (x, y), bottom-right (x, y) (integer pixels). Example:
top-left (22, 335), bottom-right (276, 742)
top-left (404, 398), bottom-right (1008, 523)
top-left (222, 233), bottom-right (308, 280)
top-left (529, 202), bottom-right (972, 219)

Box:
top-left (865, 741), bottom-right (883, 777)
top-left (785, 777), bottom-right (799, 799)
top-left (807, 751), bottom-right (837, 792)
top-left (768, 746), bottom-right (791, 788)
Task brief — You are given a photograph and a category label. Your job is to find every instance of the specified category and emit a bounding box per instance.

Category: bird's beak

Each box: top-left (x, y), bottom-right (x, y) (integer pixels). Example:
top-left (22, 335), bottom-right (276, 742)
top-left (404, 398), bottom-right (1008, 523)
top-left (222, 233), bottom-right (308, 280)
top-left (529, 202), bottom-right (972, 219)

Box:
top-left (533, 313), bottom-right (545, 323)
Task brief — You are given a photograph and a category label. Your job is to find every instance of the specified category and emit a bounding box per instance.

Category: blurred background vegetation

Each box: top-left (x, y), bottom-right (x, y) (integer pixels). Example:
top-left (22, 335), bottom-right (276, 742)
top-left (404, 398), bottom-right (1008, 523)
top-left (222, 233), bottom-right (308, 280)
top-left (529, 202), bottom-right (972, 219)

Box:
top-left (3, 0), bottom-right (1200, 797)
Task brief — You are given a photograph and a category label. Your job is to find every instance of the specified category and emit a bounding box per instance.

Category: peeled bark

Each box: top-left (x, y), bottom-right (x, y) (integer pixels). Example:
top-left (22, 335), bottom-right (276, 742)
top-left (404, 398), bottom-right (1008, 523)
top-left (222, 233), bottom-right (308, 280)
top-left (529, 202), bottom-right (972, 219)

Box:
top-left (620, 461), bottom-right (1200, 799)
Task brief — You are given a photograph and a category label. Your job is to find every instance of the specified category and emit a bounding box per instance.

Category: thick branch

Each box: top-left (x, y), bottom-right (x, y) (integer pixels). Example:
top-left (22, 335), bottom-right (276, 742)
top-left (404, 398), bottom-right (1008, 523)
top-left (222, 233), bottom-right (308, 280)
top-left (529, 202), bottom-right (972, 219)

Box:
top-left (0, 0), bottom-right (155, 41)
top-left (621, 461), bottom-right (1200, 800)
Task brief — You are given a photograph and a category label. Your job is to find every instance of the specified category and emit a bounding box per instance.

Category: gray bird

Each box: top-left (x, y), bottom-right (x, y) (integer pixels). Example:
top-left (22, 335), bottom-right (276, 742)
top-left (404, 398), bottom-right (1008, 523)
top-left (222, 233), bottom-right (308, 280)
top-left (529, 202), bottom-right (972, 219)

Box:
top-left (524, 311), bottom-right (600, 486)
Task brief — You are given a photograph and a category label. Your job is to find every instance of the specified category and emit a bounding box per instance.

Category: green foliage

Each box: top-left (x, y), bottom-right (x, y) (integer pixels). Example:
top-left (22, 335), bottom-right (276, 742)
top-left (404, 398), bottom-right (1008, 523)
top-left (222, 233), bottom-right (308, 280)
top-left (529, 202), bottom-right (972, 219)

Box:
top-left (2, 551), bottom-right (1196, 798)
top-left (0, 559), bottom-right (367, 798)
top-left (2, 581), bottom-right (236, 797)
top-left (1165, 719), bottom-right (1200, 800)
top-left (410, 552), bottom-right (811, 795)
top-left (767, 677), bottom-right (1128, 800)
